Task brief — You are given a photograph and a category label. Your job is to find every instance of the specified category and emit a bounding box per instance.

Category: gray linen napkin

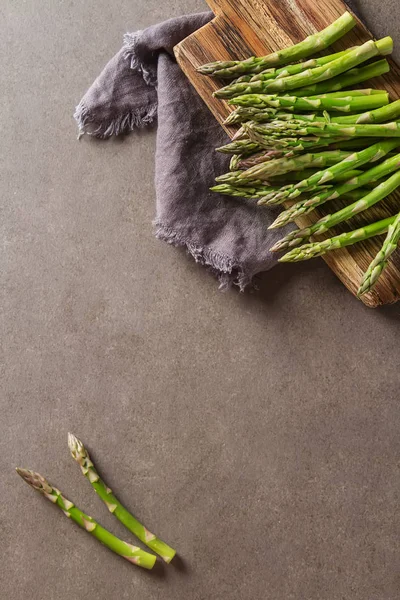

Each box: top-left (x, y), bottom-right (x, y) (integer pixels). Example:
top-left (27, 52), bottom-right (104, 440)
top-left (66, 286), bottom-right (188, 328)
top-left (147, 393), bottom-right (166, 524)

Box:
top-left (74, 13), bottom-right (296, 289)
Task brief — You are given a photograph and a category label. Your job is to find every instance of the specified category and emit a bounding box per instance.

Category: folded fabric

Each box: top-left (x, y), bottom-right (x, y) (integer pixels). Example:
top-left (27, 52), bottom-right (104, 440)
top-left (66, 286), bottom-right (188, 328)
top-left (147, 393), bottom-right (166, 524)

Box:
top-left (75, 12), bottom-right (297, 289)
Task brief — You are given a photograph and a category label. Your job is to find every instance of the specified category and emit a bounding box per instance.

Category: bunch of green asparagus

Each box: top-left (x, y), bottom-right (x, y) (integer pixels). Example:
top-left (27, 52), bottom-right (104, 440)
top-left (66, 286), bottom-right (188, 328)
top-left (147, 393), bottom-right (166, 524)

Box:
top-left (16, 434), bottom-right (176, 569)
top-left (198, 11), bottom-right (400, 297)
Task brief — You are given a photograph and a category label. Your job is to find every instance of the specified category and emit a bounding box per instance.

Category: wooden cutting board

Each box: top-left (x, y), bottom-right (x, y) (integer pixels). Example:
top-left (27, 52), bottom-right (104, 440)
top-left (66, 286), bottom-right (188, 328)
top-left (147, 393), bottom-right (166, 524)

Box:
top-left (174, 0), bottom-right (400, 307)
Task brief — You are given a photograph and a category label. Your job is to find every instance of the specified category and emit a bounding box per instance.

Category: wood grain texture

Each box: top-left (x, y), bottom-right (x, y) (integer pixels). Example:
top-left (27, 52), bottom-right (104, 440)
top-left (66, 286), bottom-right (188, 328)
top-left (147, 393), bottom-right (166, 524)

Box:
top-left (174, 0), bottom-right (400, 307)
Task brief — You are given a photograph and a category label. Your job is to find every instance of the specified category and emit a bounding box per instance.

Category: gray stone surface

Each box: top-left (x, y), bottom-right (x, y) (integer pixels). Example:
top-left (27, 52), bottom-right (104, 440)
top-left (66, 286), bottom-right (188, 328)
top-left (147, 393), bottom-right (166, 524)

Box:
top-left (2, 1), bottom-right (400, 599)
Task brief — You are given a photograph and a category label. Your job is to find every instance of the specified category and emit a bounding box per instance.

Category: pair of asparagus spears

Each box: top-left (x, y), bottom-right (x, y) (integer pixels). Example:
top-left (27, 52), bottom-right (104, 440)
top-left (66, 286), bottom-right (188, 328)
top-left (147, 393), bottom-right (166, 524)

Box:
top-left (17, 434), bottom-right (176, 569)
top-left (197, 12), bottom-right (400, 296)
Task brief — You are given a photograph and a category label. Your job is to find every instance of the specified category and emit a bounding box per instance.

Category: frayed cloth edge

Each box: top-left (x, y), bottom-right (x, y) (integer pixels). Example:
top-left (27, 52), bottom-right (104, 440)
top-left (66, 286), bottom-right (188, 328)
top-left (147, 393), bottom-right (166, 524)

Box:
top-left (123, 31), bottom-right (157, 87)
top-left (154, 220), bottom-right (253, 291)
top-left (73, 99), bottom-right (158, 139)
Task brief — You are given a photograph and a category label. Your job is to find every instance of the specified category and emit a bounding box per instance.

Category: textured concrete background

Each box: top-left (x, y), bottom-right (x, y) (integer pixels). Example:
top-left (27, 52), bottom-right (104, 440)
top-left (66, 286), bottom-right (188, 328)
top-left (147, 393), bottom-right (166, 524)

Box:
top-left (2, 1), bottom-right (400, 599)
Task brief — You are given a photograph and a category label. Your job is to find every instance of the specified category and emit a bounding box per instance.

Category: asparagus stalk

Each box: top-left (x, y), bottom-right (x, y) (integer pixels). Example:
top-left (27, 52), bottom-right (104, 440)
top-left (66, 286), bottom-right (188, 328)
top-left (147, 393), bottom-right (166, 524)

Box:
top-left (287, 59), bottom-right (390, 97)
top-left (215, 150), bottom-right (352, 184)
top-left (224, 107), bottom-right (316, 125)
top-left (357, 211), bottom-right (400, 295)
top-left (330, 99), bottom-right (400, 124)
top-left (268, 152), bottom-right (400, 239)
top-left (271, 171), bottom-right (400, 249)
top-left (270, 168), bottom-right (364, 184)
top-left (235, 149), bottom-right (285, 168)
top-left (211, 184), bottom-right (370, 203)
top-left (279, 216), bottom-right (397, 262)
top-left (216, 139), bottom-right (261, 155)
top-left (197, 12), bottom-right (356, 76)
top-left (229, 92), bottom-right (389, 112)
top-left (68, 433), bottom-right (176, 563)
top-left (263, 121), bottom-right (400, 138)
top-left (210, 183), bottom-right (289, 199)
top-left (261, 140), bottom-right (400, 203)
top-left (16, 468), bottom-right (156, 569)
top-left (210, 182), bottom-right (332, 199)
top-left (243, 126), bottom-right (349, 153)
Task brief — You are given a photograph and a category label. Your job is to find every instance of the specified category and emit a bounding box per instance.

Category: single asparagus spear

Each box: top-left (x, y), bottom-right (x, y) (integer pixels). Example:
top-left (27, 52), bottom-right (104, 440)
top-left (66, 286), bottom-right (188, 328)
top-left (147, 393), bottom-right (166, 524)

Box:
top-left (279, 216), bottom-right (397, 262)
top-left (210, 184), bottom-right (289, 199)
top-left (287, 59), bottom-right (390, 97)
top-left (68, 433), bottom-right (176, 564)
top-left (225, 107), bottom-right (315, 125)
top-left (197, 12), bottom-right (356, 76)
top-left (260, 121), bottom-right (400, 139)
top-left (261, 140), bottom-right (400, 203)
top-left (211, 185), bottom-right (369, 203)
top-left (330, 99), bottom-right (400, 124)
top-left (210, 183), bottom-right (330, 199)
top-left (215, 150), bottom-right (352, 184)
top-left (268, 152), bottom-right (400, 238)
top-left (16, 468), bottom-right (156, 569)
top-left (272, 172), bottom-right (400, 250)
top-left (243, 126), bottom-right (349, 153)
top-left (270, 168), bottom-right (364, 184)
top-left (216, 139), bottom-right (261, 154)
top-left (235, 149), bottom-right (286, 168)
top-left (229, 92), bottom-right (389, 112)
top-left (357, 211), bottom-right (400, 295)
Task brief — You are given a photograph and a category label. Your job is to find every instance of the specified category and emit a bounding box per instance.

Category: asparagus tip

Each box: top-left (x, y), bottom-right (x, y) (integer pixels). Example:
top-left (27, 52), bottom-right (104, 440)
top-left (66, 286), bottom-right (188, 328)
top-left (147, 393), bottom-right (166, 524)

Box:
top-left (16, 468), bottom-right (53, 493)
top-left (68, 432), bottom-right (87, 462)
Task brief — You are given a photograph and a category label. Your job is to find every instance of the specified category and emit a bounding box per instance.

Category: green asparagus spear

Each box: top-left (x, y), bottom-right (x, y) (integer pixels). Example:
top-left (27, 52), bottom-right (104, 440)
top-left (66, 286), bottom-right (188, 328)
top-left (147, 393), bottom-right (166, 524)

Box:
top-left (279, 216), bottom-right (397, 262)
top-left (197, 12), bottom-right (356, 77)
top-left (229, 92), bottom-right (389, 112)
top-left (287, 59), bottom-right (390, 97)
top-left (16, 468), bottom-right (156, 569)
top-left (215, 150), bottom-right (352, 184)
top-left (268, 152), bottom-right (400, 239)
top-left (235, 149), bottom-right (285, 169)
top-left (261, 140), bottom-right (400, 203)
top-left (268, 120), bottom-right (400, 138)
top-left (68, 433), bottom-right (176, 563)
top-left (210, 181), bottom-right (335, 199)
top-left (216, 139), bottom-right (261, 154)
top-left (224, 107), bottom-right (315, 125)
top-left (357, 211), bottom-right (400, 295)
top-left (210, 184), bottom-right (289, 199)
top-left (330, 99), bottom-right (400, 124)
